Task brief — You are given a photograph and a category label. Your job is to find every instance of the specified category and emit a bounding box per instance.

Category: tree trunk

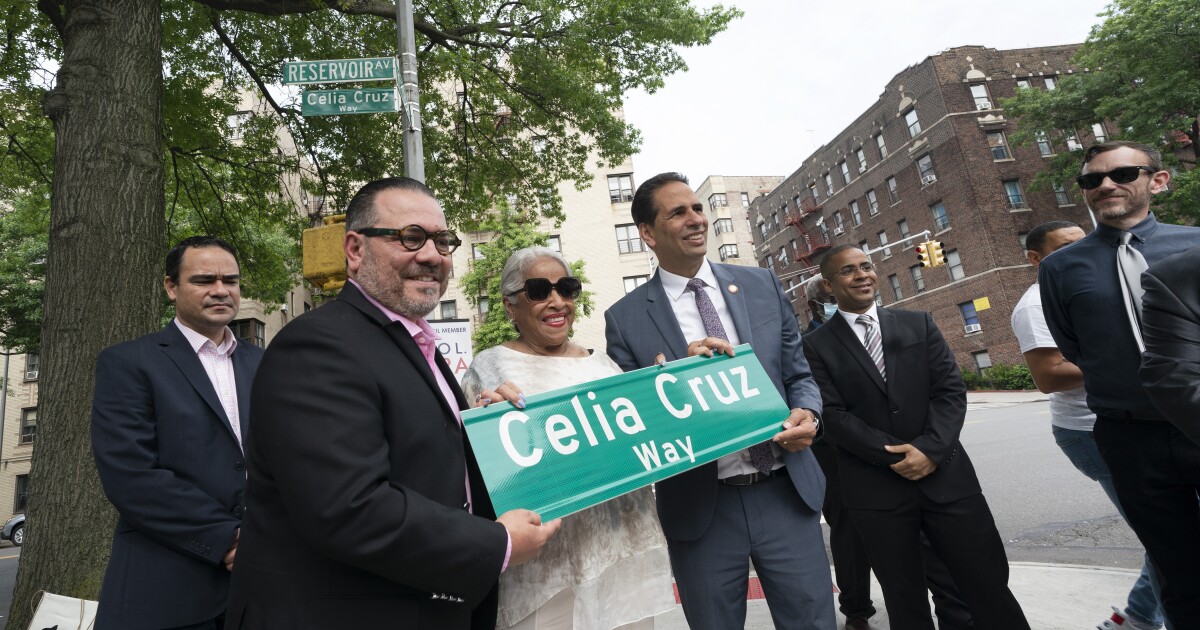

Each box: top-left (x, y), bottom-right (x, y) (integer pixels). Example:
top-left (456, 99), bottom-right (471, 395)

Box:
top-left (10, 1), bottom-right (164, 627)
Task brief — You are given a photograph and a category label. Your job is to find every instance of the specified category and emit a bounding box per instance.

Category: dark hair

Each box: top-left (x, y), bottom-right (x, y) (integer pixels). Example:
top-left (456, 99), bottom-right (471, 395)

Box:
top-left (631, 172), bottom-right (689, 226)
top-left (1082, 141), bottom-right (1162, 172)
top-left (818, 244), bottom-right (864, 279)
top-left (1025, 221), bottom-right (1080, 254)
top-left (345, 177), bottom-right (438, 232)
top-left (166, 236), bottom-right (238, 284)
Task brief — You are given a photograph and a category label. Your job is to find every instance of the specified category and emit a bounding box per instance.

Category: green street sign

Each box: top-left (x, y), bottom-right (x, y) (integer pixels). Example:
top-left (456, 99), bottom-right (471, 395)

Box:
top-left (282, 57), bottom-right (396, 85)
top-left (301, 88), bottom-right (397, 117)
top-left (463, 345), bottom-right (790, 521)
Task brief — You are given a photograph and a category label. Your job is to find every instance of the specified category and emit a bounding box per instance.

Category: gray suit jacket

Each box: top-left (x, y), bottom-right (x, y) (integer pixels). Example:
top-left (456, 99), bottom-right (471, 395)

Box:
top-left (605, 262), bottom-right (825, 541)
top-left (1141, 244), bottom-right (1200, 445)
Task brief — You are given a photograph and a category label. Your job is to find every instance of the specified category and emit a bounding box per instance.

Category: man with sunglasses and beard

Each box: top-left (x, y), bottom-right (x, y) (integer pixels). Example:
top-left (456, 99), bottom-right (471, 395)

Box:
top-left (605, 173), bottom-right (835, 629)
top-left (1040, 141), bottom-right (1200, 626)
top-left (227, 177), bottom-right (560, 630)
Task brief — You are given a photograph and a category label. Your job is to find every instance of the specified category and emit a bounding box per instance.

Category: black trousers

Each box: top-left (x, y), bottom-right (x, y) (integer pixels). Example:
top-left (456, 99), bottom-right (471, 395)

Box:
top-left (1094, 416), bottom-right (1200, 628)
top-left (848, 488), bottom-right (1027, 630)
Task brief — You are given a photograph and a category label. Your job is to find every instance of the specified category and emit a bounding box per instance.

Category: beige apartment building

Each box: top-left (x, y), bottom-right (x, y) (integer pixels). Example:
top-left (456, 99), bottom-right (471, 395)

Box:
top-left (695, 175), bottom-right (784, 269)
top-left (0, 351), bottom-right (37, 529)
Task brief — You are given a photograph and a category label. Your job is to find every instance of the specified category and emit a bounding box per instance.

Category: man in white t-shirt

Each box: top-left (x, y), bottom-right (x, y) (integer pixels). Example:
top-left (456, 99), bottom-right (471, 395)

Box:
top-left (1011, 220), bottom-right (1163, 630)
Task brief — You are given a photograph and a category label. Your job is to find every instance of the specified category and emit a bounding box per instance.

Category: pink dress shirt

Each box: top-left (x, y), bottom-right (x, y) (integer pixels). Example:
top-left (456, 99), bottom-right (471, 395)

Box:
top-left (174, 319), bottom-right (241, 449)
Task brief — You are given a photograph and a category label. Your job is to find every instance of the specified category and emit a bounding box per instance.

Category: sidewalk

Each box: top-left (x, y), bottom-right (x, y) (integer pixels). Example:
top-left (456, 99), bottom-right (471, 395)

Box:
top-left (966, 389), bottom-right (1049, 405)
top-left (654, 562), bottom-right (1141, 629)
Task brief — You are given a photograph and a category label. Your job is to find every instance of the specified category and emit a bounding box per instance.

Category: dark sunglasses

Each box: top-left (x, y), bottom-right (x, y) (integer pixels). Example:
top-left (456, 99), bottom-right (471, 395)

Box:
top-left (358, 225), bottom-right (462, 255)
top-left (508, 277), bottom-right (583, 302)
top-left (1076, 165), bottom-right (1157, 190)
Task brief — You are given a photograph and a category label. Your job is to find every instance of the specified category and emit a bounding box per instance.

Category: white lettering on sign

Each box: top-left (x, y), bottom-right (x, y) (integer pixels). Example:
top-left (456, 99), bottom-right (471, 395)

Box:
top-left (657, 366), bottom-right (759, 420)
top-left (285, 59), bottom-right (392, 84)
top-left (499, 393), bottom-right (648, 467)
top-left (500, 411), bottom-right (541, 467)
top-left (632, 436), bottom-right (695, 471)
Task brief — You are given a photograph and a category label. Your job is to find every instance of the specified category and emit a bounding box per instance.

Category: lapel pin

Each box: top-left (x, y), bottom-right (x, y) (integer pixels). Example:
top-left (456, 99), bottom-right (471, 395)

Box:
top-left (728, 284), bottom-right (739, 294)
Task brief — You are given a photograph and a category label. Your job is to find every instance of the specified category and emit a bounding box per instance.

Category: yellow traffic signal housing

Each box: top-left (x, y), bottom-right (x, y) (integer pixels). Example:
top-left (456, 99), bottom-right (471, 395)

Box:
top-left (929, 240), bottom-right (946, 267)
top-left (302, 214), bottom-right (347, 292)
top-left (916, 240), bottom-right (933, 268)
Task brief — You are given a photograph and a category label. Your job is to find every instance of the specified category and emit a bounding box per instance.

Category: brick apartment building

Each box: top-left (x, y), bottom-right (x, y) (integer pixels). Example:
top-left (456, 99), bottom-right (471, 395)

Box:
top-left (750, 44), bottom-right (1104, 374)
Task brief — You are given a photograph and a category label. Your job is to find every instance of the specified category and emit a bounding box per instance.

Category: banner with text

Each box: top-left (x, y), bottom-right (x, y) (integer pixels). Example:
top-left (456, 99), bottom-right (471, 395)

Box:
top-left (463, 345), bottom-right (788, 521)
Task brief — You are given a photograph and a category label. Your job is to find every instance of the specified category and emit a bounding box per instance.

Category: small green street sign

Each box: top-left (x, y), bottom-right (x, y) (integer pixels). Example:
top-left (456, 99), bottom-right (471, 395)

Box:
top-left (301, 88), bottom-right (397, 117)
top-left (282, 57), bottom-right (396, 85)
top-left (463, 345), bottom-right (790, 521)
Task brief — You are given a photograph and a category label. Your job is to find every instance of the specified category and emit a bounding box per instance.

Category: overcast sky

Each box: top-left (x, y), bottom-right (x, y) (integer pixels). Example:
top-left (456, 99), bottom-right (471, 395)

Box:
top-left (623, 0), bottom-right (1113, 183)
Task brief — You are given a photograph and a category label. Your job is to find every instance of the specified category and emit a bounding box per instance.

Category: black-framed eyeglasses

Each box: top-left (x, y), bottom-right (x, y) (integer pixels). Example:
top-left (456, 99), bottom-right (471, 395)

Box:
top-left (836, 262), bottom-right (875, 278)
top-left (358, 226), bottom-right (462, 255)
top-left (1076, 166), bottom-right (1157, 190)
top-left (507, 277), bottom-right (583, 302)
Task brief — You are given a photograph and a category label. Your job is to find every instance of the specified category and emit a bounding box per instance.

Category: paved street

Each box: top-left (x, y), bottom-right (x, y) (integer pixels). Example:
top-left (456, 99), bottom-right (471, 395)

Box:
top-left (0, 546), bottom-right (19, 630)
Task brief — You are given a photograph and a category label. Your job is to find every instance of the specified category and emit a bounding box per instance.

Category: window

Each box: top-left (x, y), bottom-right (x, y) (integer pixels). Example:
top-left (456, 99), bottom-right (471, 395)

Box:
top-left (866, 190), bottom-right (879, 215)
top-left (608, 174), bottom-right (633, 203)
top-left (741, 192), bottom-right (751, 207)
top-left (878, 231), bottom-right (891, 257)
top-left (778, 247), bottom-right (790, 268)
top-left (1066, 132), bottom-right (1083, 151)
top-left (973, 350), bottom-right (993, 374)
top-left (14, 474), bottom-right (28, 513)
top-left (898, 219), bottom-right (912, 247)
top-left (833, 211), bottom-right (845, 231)
top-left (765, 253), bottom-right (775, 270)
top-left (1044, 76), bottom-right (1057, 90)
top-left (791, 239), bottom-right (799, 252)
top-left (810, 183), bottom-right (821, 203)
top-left (773, 211), bottom-right (781, 230)
top-left (1054, 183), bottom-right (1072, 206)
top-left (759, 222), bottom-right (768, 240)
top-left (714, 218), bottom-right (734, 235)
top-left (1092, 122), bottom-right (1108, 143)
top-left (20, 408), bottom-right (36, 444)
top-left (875, 293), bottom-right (884, 307)
top-left (856, 148), bottom-right (868, 173)
top-left (623, 275), bottom-right (649, 293)
top-left (1003, 180), bottom-right (1027, 209)
top-left (439, 301), bottom-right (458, 319)
top-left (987, 132), bottom-right (1010, 160)
top-left (1019, 232), bottom-right (1029, 251)
top-left (615, 224), bottom-right (646, 254)
top-left (709, 193), bottom-right (728, 208)
top-left (818, 219), bottom-right (830, 243)
top-left (824, 173), bottom-right (834, 195)
top-left (478, 297), bottom-right (490, 315)
top-left (889, 274), bottom-right (903, 300)
top-left (1035, 131), bottom-right (1053, 157)
top-left (471, 243), bottom-right (485, 260)
top-left (960, 301), bottom-right (981, 328)
top-left (887, 177), bottom-right (900, 204)
top-left (970, 84), bottom-right (991, 110)
top-left (930, 201), bottom-right (950, 231)
top-left (947, 250), bottom-right (965, 280)
top-left (859, 240), bottom-right (869, 251)
top-left (851, 201), bottom-right (864, 224)
top-left (910, 265), bottom-right (925, 293)
top-left (876, 132), bottom-right (889, 158)
top-left (231, 319), bottom-right (265, 348)
top-left (917, 155), bottom-right (937, 185)
top-left (547, 235), bottom-right (562, 253)
top-left (24, 352), bottom-right (38, 380)
top-left (1016, 79), bottom-right (1031, 90)
top-left (718, 244), bottom-right (740, 261)
top-left (840, 160), bottom-right (851, 184)
top-left (904, 109), bottom-right (922, 137)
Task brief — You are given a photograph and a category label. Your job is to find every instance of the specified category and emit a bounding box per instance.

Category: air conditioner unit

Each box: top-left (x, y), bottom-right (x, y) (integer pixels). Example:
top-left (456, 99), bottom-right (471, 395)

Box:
top-left (858, 165), bottom-right (867, 173)
top-left (833, 226), bottom-right (845, 236)
top-left (977, 100), bottom-right (992, 110)
top-left (964, 323), bottom-right (982, 334)
top-left (921, 174), bottom-right (938, 186)
top-left (24, 370), bottom-right (37, 380)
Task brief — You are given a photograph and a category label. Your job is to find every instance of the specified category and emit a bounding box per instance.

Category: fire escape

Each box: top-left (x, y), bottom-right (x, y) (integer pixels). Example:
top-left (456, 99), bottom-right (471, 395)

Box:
top-left (784, 195), bottom-right (831, 268)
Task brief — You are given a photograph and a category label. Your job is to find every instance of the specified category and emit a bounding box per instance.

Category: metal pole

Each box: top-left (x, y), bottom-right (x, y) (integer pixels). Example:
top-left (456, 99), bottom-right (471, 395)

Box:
top-left (396, 0), bottom-right (425, 182)
top-left (0, 353), bottom-right (10, 462)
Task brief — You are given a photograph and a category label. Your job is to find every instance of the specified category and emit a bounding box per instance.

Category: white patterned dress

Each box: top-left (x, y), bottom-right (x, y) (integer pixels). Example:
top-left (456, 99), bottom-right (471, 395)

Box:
top-left (461, 345), bottom-right (675, 630)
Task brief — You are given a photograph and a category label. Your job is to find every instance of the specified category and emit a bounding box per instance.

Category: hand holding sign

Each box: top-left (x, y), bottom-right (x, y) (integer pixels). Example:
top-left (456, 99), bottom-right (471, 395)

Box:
top-left (774, 408), bottom-right (817, 452)
top-left (497, 509), bottom-right (562, 566)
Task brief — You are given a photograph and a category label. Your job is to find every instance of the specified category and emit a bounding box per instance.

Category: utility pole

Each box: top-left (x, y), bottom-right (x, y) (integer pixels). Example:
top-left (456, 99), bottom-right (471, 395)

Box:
top-left (396, 0), bottom-right (425, 182)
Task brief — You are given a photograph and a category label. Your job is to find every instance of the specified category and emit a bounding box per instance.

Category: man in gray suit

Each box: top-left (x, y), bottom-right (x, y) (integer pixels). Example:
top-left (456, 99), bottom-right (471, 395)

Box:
top-left (605, 172), bottom-right (835, 630)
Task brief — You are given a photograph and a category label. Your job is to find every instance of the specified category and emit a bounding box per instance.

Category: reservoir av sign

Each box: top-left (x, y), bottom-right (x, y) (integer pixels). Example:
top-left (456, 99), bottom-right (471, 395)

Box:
top-left (282, 57), bottom-right (396, 85)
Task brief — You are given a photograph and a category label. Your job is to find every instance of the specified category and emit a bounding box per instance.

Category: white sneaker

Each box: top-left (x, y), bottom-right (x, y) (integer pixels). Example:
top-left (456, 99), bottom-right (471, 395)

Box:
top-left (1097, 606), bottom-right (1159, 630)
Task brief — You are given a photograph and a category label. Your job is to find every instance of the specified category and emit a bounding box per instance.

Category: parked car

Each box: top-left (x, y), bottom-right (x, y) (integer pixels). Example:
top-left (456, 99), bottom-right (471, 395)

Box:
top-left (2, 513), bottom-right (24, 546)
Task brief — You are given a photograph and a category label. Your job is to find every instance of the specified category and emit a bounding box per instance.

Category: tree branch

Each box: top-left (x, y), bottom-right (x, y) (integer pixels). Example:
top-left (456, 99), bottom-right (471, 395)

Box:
top-left (35, 0), bottom-right (64, 39)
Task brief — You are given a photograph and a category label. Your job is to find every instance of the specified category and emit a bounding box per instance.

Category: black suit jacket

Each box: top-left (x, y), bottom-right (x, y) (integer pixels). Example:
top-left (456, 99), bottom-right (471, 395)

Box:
top-left (1141, 244), bottom-right (1200, 444)
top-left (91, 323), bottom-right (262, 630)
top-left (802, 308), bottom-right (980, 510)
top-left (226, 283), bottom-right (508, 630)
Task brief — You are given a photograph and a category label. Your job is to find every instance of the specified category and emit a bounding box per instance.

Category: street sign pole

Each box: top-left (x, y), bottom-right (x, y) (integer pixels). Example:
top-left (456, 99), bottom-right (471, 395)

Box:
top-left (397, 0), bottom-right (425, 182)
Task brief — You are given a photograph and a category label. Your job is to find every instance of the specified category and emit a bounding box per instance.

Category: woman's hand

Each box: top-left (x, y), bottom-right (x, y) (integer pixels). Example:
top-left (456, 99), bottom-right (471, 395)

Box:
top-left (472, 380), bottom-right (527, 409)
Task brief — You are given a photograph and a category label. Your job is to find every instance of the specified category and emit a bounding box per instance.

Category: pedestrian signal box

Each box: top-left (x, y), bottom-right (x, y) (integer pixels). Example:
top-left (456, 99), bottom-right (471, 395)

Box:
top-left (303, 214), bottom-right (347, 291)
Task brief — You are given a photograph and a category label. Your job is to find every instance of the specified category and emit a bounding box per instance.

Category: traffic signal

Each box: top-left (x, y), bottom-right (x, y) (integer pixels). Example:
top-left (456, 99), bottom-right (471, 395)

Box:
top-left (928, 240), bottom-right (946, 267)
top-left (916, 241), bottom-right (933, 268)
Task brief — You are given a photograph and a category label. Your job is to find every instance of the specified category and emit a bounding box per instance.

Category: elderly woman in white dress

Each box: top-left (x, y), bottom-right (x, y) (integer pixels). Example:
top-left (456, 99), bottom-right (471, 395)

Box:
top-left (462, 246), bottom-right (675, 630)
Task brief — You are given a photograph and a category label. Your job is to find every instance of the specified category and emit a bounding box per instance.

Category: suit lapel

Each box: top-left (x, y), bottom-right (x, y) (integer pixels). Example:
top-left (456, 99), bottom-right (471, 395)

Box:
top-left (158, 325), bottom-right (240, 442)
top-left (645, 274), bottom-right (691, 361)
top-left (828, 314), bottom-right (887, 394)
top-left (232, 346), bottom-right (254, 433)
top-left (877, 307), bottom-right (899, 394)
top-left (712, 264), bottom-right (752, 344)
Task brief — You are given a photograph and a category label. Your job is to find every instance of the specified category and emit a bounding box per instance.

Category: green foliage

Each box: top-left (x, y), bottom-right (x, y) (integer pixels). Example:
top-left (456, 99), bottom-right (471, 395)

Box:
top-left (1002, 0), bottom-right (1200, 222)
top-left (0, 192), bottom-right (49, 352)
top-left (961, 363), bottom-right (1036, 391)
top-left (460, 203), bottom-right (593, 352)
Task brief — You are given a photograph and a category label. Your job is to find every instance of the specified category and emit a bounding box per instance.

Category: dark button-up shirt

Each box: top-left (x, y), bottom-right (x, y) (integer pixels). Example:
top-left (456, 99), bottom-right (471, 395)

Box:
top-left (1040, 213), bottom-right (1200, 418)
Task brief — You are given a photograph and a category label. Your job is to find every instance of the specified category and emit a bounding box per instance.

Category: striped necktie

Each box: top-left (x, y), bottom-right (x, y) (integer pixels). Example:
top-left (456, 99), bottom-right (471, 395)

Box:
top-left (857, 314), bottom-right (886, 380)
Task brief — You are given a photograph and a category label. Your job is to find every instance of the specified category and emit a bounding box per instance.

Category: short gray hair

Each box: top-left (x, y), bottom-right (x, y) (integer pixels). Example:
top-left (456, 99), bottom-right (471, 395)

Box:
top-left (803, 274), bottom-right (828, 300)
top-left (501, 246), bottom-right (573, 304)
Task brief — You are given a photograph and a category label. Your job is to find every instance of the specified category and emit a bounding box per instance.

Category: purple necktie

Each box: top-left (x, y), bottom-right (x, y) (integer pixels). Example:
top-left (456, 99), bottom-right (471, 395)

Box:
top-left (686, 278), bottom-right (776, 475)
